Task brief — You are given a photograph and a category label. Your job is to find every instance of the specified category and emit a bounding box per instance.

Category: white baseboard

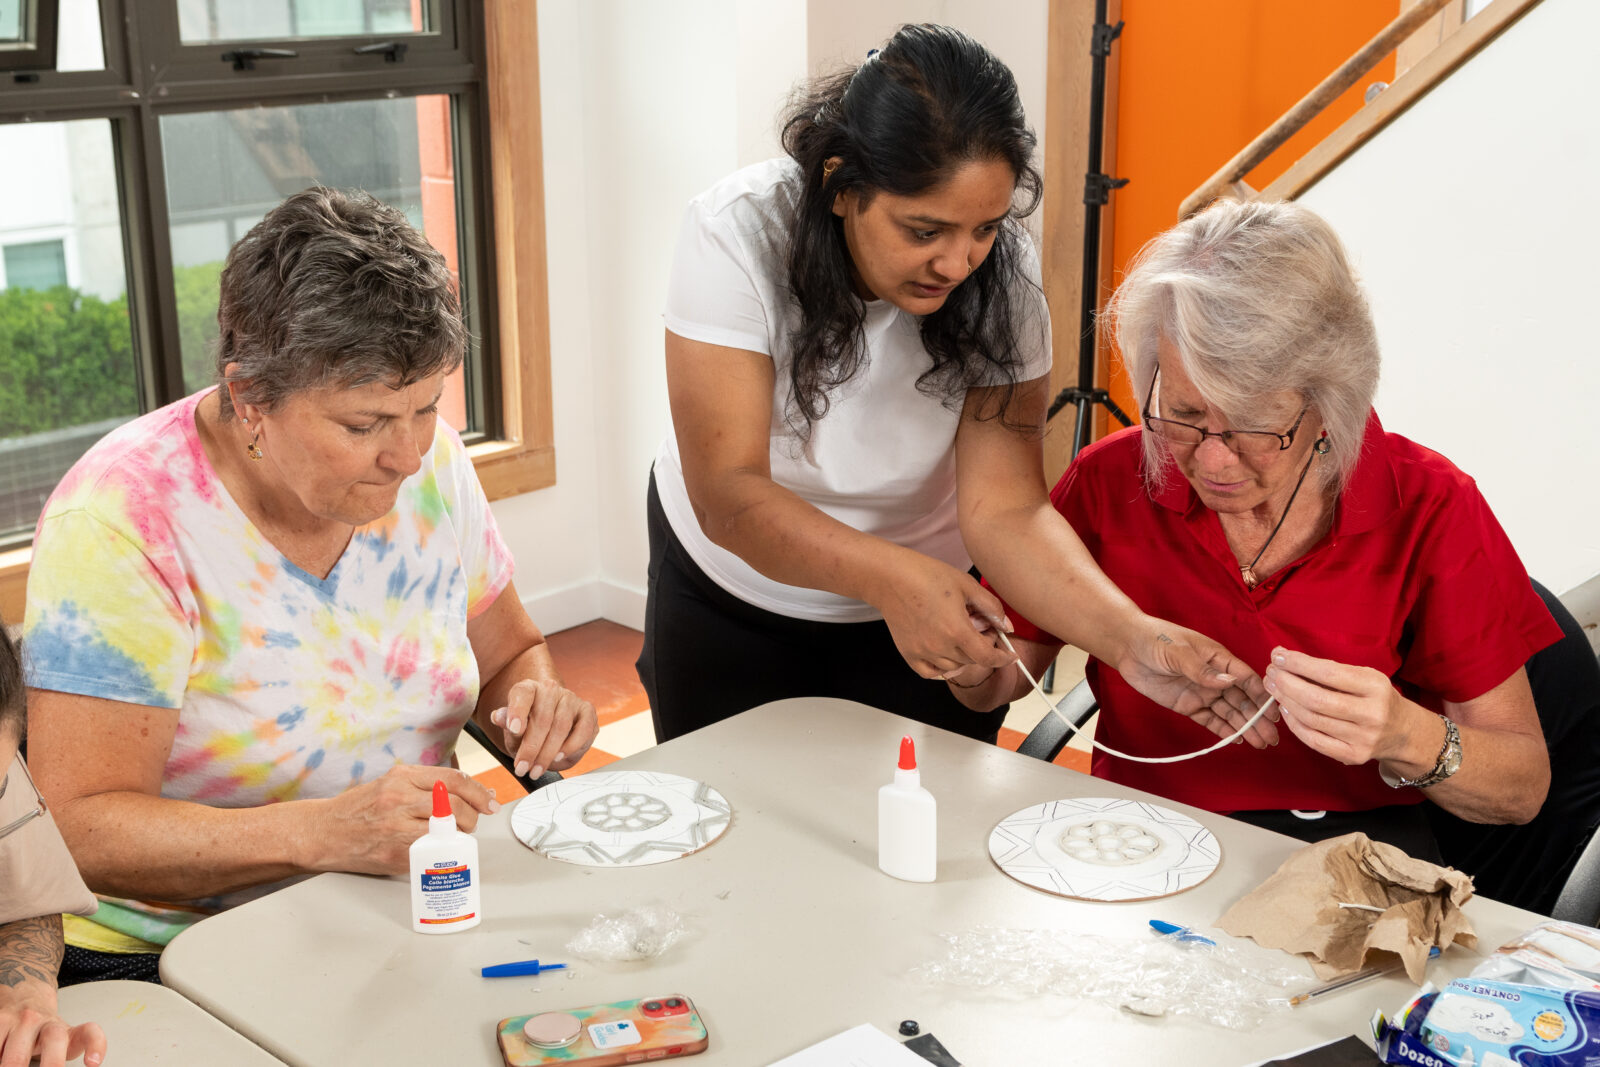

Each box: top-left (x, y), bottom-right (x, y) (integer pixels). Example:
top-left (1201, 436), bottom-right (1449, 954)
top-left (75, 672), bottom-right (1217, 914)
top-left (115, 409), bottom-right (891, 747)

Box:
top-left (521, 580), bottom-right (646, 635)
top-left (599, 583), bottom-right (647, 632)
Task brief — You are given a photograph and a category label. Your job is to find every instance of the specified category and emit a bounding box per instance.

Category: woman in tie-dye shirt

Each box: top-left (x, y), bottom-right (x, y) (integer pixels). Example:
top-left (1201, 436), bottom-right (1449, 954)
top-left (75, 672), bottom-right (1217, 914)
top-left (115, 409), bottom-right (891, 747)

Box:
top-left (22, 189), bottom-right (598, 982)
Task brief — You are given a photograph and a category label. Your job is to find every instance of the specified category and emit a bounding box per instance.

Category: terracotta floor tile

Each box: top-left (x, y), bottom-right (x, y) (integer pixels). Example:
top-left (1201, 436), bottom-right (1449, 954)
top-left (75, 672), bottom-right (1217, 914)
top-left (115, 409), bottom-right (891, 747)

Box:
top-left (546, 620), bottom-right (649, 726)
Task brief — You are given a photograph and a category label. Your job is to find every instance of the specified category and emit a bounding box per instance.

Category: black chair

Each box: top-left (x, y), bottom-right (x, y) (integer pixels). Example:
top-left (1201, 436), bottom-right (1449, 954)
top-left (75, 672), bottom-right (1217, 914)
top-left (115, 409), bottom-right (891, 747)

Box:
top-left (462, 719), bottom-right (564, 794)
top-left (1017, 678), bottom-right (1099, 763)
top-left (1552, 826), bottom-right (1600, 924)
top-left (1424, 579), bottom-right (1600, 918)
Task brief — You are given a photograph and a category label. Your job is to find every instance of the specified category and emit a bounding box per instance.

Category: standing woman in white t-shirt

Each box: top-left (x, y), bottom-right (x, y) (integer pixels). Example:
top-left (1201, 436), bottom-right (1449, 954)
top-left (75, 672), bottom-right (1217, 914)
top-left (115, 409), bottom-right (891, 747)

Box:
top-left (641, 24), bottom-right (1273, 745)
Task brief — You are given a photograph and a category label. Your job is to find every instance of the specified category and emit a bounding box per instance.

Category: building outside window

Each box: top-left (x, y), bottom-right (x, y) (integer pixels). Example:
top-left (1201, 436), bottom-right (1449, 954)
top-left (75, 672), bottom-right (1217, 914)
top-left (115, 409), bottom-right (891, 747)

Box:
top-left (0, 0), bottom-right (526, 552)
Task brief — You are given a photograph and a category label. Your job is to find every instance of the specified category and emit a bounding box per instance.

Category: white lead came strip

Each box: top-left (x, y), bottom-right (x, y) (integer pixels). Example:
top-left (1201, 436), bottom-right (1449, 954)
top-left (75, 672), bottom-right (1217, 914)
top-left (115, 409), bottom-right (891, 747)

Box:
top-left (997, 631), bottom-right (1279, 765)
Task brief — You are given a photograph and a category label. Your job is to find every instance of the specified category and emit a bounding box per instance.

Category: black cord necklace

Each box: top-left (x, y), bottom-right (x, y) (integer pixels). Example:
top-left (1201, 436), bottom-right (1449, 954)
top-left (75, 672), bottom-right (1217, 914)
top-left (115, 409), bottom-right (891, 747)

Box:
top-left (1239, 436), bottom-right (1330, 590)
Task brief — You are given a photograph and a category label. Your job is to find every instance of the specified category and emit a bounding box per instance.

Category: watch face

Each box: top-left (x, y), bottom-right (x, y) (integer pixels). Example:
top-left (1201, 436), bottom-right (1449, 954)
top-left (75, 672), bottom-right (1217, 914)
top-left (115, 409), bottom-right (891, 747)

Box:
top-left (1438, 720), bottom-right (1463, 779)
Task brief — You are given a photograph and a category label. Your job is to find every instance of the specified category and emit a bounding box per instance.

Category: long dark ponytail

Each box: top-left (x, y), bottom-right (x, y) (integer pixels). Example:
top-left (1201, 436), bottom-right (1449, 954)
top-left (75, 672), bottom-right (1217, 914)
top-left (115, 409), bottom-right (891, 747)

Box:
top-left (779, 24), bottom-right (1044, 438)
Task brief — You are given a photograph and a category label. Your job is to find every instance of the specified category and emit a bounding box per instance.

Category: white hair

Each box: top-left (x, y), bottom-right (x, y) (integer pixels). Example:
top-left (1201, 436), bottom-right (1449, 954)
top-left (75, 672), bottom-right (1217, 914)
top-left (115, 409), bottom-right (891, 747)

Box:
top-left (1104, 198), bottom-right (1380, 494)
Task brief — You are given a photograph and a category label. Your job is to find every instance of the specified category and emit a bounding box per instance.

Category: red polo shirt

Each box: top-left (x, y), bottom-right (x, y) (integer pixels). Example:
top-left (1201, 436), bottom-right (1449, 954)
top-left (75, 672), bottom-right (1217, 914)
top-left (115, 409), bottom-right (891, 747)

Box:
top-left (1007, 413), bottom-right (1560, 813)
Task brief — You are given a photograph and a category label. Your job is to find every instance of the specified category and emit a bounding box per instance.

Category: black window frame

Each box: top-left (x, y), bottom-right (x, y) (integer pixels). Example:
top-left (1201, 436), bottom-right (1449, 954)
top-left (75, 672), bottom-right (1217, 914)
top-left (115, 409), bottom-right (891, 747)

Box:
top-left (0, 0), bottom-right (500, 473)
top-left (0, 0), bottom-right (59, 72)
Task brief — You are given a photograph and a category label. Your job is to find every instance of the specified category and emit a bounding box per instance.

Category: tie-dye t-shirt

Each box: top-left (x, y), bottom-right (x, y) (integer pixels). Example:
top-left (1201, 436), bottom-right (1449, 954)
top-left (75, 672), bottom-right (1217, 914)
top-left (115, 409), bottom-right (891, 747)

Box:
top-left (22, 387), bottom-right (512, 929)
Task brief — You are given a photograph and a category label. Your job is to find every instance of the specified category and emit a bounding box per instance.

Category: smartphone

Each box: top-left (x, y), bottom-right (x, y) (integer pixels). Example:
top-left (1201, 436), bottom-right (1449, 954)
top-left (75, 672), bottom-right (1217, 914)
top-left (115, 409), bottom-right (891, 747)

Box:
top-left (496, 994), bottom-right (709, 1066)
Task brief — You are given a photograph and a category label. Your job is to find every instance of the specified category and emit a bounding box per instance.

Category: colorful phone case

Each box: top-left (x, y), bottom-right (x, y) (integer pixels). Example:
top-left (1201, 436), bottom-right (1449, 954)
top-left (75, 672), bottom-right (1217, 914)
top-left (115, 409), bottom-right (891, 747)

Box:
top-left (497, 995), bottom-right (709, 1066)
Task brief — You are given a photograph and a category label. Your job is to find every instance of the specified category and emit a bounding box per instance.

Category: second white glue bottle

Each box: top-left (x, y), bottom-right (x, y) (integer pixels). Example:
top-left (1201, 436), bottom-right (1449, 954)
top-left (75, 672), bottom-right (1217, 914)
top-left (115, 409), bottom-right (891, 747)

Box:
top-left (409, 780), bottom-right (482, 934)
top-left (878, 735), bottom-right (937, 882)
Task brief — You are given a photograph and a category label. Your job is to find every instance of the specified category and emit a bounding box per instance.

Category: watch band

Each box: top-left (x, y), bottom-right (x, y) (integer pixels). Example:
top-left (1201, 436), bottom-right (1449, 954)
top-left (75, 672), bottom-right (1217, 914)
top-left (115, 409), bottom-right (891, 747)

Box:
top-left (1392, 716), bottom-right (1462, 789)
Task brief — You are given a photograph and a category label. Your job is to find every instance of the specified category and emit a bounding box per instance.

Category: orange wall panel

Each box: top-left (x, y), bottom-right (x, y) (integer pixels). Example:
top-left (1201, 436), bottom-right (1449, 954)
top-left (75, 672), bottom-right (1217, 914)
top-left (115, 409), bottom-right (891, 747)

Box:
top-left (1100, 1), bottom-right (1397, 420)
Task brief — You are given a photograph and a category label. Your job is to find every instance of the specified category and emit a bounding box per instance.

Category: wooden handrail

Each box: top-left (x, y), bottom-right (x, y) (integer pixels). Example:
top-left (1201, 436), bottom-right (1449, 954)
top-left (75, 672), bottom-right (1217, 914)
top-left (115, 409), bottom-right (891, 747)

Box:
top-left (1257, 0), bottom-right (1544, 206)
top-left (1179, 0), bottom-right (1455, 219)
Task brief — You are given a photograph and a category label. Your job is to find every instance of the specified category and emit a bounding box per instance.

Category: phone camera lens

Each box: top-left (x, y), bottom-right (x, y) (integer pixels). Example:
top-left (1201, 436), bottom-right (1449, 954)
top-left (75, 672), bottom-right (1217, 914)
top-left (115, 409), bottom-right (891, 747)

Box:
top-left (665, 998), bottom-right (683, 1009)
top-left (644, 1001), bottom-right (662, 1012)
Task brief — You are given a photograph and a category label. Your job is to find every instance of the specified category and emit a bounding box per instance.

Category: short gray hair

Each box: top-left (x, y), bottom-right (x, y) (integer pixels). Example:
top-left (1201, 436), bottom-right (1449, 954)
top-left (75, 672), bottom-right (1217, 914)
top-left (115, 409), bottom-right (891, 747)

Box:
top-left (215, 187), bottom-right (466, 419)
top-left (1105, 198), bottom-right (1379, 494)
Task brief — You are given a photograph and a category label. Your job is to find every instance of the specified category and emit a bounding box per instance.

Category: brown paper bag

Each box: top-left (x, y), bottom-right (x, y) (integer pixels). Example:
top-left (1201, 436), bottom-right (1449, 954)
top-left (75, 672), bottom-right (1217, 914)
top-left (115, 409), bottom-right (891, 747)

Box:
top-left (1218, 832), bottom-right (1475, 983)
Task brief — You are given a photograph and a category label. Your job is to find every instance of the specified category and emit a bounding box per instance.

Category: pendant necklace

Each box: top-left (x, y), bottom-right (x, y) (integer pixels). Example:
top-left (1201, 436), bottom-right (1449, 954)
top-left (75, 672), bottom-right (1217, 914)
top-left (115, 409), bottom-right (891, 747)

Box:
top-left (1239, 436), bottom-right (1329, 590)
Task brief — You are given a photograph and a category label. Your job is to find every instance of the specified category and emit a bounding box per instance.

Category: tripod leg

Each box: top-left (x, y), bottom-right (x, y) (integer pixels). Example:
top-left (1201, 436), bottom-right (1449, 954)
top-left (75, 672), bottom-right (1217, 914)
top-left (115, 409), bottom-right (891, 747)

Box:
top-left (1072, 395), bottom-right (1094, 459)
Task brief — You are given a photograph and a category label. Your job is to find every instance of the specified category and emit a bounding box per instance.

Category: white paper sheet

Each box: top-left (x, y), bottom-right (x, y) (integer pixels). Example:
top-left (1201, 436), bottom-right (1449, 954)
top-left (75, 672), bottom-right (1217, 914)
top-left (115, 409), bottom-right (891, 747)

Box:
top-left (766, 1023), bottom-right (930, 1066)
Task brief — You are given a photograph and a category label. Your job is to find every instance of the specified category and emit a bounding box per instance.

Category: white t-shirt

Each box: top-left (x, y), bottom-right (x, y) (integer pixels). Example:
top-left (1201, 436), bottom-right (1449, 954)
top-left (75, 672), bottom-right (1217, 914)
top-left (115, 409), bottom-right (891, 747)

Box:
top-left (657, 157), bottom-right (1051, 622)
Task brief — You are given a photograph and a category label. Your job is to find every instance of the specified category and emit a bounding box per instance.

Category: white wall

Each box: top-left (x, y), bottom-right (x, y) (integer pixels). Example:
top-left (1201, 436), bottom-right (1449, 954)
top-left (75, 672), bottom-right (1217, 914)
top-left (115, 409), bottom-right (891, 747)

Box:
top-left (1298, 0), bottom-right (1599, 596)
top-left (502, 1), bottom-right (1049, 634)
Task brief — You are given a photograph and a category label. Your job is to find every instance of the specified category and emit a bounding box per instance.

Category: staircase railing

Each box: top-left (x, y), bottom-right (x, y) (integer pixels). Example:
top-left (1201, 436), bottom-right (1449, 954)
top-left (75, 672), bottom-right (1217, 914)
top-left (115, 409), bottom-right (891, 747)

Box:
top-left (1179, 0), bottom-right (1543, 219)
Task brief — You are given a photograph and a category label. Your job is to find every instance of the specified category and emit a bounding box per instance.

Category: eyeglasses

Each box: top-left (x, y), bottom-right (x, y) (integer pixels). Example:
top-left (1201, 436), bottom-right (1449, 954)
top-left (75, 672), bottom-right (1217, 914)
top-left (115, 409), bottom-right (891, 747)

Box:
top-left (0, 757), bottom-right (47, 843)
top-left (1141, 367), bottom-right (1308, 455)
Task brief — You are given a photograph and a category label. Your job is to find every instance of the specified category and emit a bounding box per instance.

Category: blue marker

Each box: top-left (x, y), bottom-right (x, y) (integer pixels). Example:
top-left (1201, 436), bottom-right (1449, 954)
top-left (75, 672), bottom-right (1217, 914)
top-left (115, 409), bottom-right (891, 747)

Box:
top-left (481, 958), bottom-right (569, 978)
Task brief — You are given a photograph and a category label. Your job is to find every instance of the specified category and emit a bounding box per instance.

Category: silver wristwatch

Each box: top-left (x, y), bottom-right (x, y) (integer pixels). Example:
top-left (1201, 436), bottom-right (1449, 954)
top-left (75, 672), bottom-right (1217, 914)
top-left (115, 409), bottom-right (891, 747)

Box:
top-left (1389, 716), bottom-right (1463, 789)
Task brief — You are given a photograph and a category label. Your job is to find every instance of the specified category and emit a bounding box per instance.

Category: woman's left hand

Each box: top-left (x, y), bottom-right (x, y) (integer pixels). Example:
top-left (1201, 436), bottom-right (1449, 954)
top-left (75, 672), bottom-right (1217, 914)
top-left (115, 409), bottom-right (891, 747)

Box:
top-left (0, 993), bottom-right (106, 1067)
top-left (1263, 647), bottom-right (1411, 765)
top-left (488, 680), bottom-right (598, 780)
top-left (1116, 620), bottom-right (1277, 748)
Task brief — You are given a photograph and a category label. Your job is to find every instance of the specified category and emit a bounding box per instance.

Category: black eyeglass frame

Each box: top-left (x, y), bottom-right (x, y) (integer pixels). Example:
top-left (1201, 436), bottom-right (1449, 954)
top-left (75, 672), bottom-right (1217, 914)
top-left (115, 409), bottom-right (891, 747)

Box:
top-left (0, 756), bottom-right (47, 842)
top-left (1140, 367), bottom-right (1309, 454)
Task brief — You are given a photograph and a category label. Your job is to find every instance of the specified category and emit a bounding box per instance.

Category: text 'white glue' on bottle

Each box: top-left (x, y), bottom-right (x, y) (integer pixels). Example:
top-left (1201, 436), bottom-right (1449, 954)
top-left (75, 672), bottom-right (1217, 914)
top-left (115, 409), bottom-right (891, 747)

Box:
top-left (409, 779), bottom-right (481, 933)
top-left (878, 734), bottom-right (936, 882)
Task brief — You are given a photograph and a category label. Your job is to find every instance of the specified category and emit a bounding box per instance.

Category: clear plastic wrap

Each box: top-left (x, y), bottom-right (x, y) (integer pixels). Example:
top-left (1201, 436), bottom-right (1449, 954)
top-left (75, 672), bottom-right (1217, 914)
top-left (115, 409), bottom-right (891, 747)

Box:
top-left (913, 925), bottom-right (1306, 1031)
top-left (564, 903), bottom-right (687, 962)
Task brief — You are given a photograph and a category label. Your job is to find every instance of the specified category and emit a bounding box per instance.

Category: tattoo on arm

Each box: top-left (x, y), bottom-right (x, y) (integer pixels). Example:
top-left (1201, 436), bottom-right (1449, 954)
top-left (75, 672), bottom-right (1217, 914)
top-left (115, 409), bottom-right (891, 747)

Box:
top-left (1156, 633), bottom-right (1174, 645)
top-left (0, 914), bottom-right (64, 989)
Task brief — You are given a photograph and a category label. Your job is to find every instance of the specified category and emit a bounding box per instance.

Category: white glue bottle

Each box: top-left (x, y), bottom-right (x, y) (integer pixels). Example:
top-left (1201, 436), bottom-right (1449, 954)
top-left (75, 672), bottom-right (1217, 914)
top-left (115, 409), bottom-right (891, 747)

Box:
top-left (878, 735), bottom-right (936, 882)
top-left (409, 780), bottom-right (481, 933)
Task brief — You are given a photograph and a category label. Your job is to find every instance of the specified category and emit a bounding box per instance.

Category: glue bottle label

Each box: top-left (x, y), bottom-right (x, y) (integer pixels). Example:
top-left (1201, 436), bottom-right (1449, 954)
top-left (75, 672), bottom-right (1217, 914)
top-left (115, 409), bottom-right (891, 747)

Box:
top-left (417, 861), bottom-right (475, 924)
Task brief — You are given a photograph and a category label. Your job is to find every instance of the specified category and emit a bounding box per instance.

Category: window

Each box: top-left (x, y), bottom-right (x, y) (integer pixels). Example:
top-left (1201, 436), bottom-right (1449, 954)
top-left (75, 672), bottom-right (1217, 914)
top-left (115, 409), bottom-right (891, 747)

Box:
top-left (0, 0), bottom-right (553, 618)
top-left (0, 0), bottom-right (58, 72)
top-left (2, 239), bottom-right (68, 290)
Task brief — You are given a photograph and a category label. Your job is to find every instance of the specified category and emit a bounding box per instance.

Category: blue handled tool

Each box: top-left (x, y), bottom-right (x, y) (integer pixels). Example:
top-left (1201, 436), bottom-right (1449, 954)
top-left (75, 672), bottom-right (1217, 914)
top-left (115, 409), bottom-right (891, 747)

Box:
top-left (1149, 919), bottom-right (1217, 946)
top-left (480, 958), bottom-right (568, 978)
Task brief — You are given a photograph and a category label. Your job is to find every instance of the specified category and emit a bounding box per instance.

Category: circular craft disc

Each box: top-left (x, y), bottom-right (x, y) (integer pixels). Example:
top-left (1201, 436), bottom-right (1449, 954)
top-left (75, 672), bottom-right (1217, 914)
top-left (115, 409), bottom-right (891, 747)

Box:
top-left (988, 796), bottom-right (1221, 902)
top-left (510, 770), bottom-right (732, 867)
top-left (524, 1012), bottom-right (582, 1048)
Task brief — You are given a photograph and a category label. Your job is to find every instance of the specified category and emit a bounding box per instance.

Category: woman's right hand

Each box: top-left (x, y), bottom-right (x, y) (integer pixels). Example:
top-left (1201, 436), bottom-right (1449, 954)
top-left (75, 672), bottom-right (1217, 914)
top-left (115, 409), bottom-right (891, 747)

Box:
top-left (308, 765), bottom-right (500, 875)
top-left (875, 553), bottom-right (1017, 680)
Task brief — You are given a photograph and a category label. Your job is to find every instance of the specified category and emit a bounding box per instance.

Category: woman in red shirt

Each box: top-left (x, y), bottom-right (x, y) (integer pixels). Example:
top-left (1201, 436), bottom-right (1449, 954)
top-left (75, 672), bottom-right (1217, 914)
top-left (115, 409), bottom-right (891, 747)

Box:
top-left (950, 199), bottom-right (1559, 860)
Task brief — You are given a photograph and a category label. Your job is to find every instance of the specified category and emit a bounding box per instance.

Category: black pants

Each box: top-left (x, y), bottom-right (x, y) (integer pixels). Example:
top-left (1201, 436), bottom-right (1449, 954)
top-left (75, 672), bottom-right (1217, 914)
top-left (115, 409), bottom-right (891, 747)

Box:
top-left (1231, 805), bottom-right (1444, 865)
top-left (637, 471), bottom-right (1002, 745)
top-left (58, 946), bottom-right (161, 985)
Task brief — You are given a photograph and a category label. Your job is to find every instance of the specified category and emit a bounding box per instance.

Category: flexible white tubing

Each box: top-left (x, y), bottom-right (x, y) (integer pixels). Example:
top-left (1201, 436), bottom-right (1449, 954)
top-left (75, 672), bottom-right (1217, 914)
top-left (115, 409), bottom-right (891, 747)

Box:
top-left (998, 631), bottom-right (1278, 765)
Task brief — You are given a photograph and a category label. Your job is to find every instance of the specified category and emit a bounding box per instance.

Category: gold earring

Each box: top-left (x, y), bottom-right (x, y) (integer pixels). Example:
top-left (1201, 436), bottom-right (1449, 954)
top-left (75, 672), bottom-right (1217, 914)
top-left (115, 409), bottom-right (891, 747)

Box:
top-left (822, 158), bottom-right (841, 182)
top-left (246, 430), bottom-right (263, 461)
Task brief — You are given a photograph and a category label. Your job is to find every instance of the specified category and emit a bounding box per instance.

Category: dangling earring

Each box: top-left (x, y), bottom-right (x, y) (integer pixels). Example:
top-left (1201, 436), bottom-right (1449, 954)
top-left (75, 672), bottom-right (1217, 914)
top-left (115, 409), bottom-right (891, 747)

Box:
top-left (245, 422), bottom-right (263, 461)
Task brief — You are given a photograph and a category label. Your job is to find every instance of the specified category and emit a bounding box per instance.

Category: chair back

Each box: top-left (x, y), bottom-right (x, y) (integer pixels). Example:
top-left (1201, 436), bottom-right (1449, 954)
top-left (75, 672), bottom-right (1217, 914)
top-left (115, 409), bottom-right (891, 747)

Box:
top-left (462, 719), bottom-right (564, 794)
top-left (1017, 679), bottom-right (1099, 763)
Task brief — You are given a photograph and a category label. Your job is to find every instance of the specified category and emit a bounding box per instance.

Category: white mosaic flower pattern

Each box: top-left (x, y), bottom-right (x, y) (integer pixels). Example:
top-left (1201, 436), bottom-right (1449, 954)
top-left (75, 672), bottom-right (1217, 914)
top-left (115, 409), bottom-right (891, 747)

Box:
top-left (989, 797), bottom-right (1221, 902)
top-left (511, 770), bottom-right (732, 867)
top-left (580, 793), bottom-right (672, 832)
top-left (1057, 820), bottom-right (1166, 867)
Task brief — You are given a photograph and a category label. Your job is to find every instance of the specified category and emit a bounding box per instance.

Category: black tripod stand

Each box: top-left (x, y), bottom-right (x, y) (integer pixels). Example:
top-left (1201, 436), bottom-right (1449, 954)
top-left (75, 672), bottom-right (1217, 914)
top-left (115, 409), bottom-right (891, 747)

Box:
top-left (1046, 0), bottom-right (1132, 458)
